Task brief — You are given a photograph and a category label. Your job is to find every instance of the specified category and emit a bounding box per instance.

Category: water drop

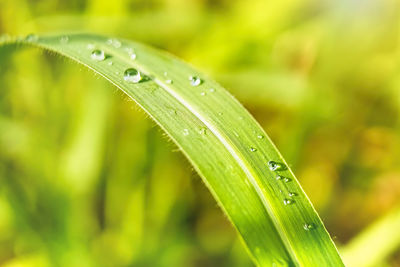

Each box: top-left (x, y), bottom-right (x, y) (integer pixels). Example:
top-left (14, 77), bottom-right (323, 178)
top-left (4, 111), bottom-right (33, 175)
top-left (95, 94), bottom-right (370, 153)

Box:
top-left (108, 61), bottom-right (113, 66)
top-left (209, 88), bottom-right (215, 93)
top-left (199, 128), bottom-right (207, 135)
top-left (166, 79), bottom-right (173, 84)
top-left (123, 68), bottom-right (142, 83)
top-left (283, 199), bottom-right (294, 205)
top-left (91, 49), bottom-right (105, 61)
top-left (25, 34), bottom-right (38, 42)
top-left (130, 53), bottom-right (137, 60)
top-left (107, 38), bottom-right (121, 48)
top-left (200, 92), bottom-right (206, 96)
top-left (283, 177), bottom-right (291, 183)
top-left (183, 129), bottom-right (189, 136)
top-left (276, 175), bottom-right (283, 180)
top-left (304, 223), bottom-right (315, 231)
top-left (268, 161), bottom-right (285, 171)
top-left (250, 147), bottom-right (257, 152)
top-left (218, 112), bottom-right (223, 116)
top-left (288, 192), bottom-right (297, 197)
top-left (257, 135), bottom-right (264, 139)
top-left (113, 40), bottom-right (121, 48)
top-left (189, 76), bottom-right (202, 86)
top-left (60, 36), bottom-right (69, 44)
top-left (165, 106), bottom-right (177, 115)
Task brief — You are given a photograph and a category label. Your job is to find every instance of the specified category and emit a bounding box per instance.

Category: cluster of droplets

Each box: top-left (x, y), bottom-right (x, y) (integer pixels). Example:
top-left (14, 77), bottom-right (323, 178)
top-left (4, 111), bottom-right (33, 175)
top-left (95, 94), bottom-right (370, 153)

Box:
top-left (69, 37), bottom-right (219, 94)
top-left (247, 133), bottom-right (315, 231)
top-left (84, 38), bottom-right (145, 84)
top-left (267, 161), bottom-right (297, 203)
top-left (266, 158), bottom-right (315, 231)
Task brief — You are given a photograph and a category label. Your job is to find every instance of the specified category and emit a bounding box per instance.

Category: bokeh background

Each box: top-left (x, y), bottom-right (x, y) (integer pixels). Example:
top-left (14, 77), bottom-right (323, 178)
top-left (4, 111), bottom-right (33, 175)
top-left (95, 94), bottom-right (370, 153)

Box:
top-left (0, 0), bottom-right (399, 266)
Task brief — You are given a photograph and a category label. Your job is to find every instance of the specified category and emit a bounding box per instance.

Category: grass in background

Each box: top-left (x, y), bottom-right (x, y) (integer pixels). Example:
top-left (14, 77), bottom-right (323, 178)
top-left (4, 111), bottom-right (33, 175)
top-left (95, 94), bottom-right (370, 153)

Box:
top-left (0, 0), bottom-right (399, 266)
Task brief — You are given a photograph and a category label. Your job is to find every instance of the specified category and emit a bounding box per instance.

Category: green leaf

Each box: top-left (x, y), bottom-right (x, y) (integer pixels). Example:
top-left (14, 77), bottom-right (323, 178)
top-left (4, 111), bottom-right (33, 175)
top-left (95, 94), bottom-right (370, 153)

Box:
top-left (0, 33), bottom-right (344, 266)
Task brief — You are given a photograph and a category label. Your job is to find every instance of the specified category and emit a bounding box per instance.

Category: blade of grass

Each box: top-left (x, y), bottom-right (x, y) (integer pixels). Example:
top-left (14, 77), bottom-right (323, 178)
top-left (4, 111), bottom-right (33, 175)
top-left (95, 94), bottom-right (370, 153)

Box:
top-left (341, 206), bottom-right (400, 267)
top-left (0, 33), bottom-right (343, 266)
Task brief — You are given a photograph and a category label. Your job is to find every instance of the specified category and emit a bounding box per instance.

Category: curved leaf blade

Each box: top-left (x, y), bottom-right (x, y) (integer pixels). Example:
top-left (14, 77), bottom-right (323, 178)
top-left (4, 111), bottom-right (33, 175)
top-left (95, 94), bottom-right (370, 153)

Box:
top-left (0, 33), bottom-right (343, 266)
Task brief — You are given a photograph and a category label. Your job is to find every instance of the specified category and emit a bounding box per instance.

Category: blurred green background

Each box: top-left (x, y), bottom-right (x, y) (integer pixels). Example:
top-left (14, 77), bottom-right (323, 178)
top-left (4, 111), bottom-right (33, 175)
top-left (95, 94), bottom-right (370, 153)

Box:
top-left (0, 0), bottom-right (399, 266)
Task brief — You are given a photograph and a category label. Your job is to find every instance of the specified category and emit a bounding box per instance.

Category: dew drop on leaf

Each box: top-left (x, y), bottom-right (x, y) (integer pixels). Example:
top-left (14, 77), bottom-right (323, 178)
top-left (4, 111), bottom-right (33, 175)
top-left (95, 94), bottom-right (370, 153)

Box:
top-left (209, 88), bottom-right (215, 93)
top-left (189, 76), bottom-right (202, 86)
top-left (283, 199), bottom-right (294, 205)
top-left (283, 177), bottom-right (291, 183)
top-left (288, 192), bottom-right (297, 197)
top-left (113, 40), bottom-right (121, 48)
top-left (304, 223), bottom-right (315, 231)
top-left (107, 38), bottom-right (121, 48)
top-left (199, 128), bottom-right (207, 135)
top-left (250, 147), bottom-right (257, 152)
top-left (276, 175), bottom-right (283, 180)
top-left (257, 135), bottom-right (264, 139)
top-left (183, 129), bottom-right (189, 136)
top-left (91, 49), bottom-right (105, 61)
top-left (200, 92), bottom-right (206, 96)
top-left (268, 161), bottom-right (285, 171)
top-left (60, 36), bottom-right (69, 44)
top-left (130, 53), bottom-right (137, 60)
top-left (123, 68), bottom-right (142, 83)
top-left (25, 34), bottom-right (38, 42)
